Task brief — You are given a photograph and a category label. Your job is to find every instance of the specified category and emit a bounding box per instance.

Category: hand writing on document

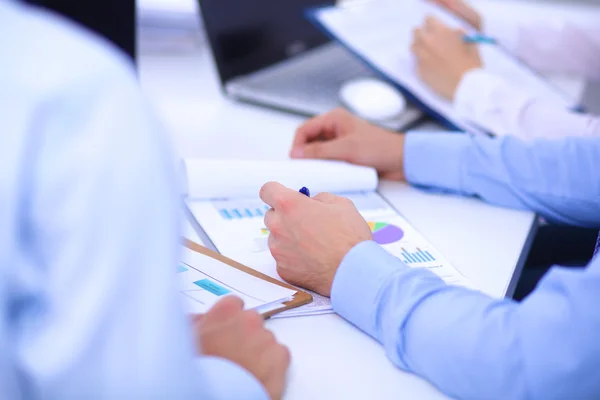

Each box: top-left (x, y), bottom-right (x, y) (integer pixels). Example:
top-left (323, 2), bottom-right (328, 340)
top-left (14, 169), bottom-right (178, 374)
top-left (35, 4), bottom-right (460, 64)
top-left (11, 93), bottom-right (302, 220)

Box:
top-left (411, 16), bottom-right (483, 100)
top-left (429, 0), bottom-right (482, 30)
top-left (195, 297), bottom-right (290, 400)
top-left (290, 108), bottom-right (407, 181)
top-left (259, 182), bottom-right (373, 297)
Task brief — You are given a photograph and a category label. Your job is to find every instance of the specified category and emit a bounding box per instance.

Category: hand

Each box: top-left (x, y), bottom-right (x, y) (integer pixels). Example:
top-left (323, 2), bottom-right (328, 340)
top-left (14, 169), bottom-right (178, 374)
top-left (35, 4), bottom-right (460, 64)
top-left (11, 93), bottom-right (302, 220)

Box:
top-left (411, 16), bottom-right (483, 100)
top-left (429, 0), bottom-right (482, 30)
top-left (195, 297), bottom-right (290, 400)
top-left (260, 182), bottom-right (373, 297)
top-left (290, 108), bottom-right (407, 181)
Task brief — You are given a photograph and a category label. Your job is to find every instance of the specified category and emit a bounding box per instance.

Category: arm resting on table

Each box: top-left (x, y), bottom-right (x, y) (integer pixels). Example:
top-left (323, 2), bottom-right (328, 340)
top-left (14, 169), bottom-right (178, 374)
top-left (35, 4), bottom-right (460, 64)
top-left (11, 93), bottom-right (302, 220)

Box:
top-left (332, 241), bottom-right (600, 400)
top-left (404, 133), bottom-right (600, 227)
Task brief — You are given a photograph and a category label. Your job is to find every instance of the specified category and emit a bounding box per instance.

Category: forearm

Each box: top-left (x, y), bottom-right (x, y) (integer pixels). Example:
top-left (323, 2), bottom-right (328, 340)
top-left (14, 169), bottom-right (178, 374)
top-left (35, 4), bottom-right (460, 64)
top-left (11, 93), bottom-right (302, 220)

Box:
top-left (332, 242), bottom-right (600, 400)
top-left (454, 69), bottom-right (600, 139)
top-left (331, 242), bottom-right (527, 399)
top-left (404, 132), bottom-right (600, 227)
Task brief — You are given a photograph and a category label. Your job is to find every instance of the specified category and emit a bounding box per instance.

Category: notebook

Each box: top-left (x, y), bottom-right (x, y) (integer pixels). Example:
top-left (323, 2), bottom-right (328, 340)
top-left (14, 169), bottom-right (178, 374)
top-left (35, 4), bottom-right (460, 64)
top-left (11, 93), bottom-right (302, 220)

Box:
top-left (307, 0), bottom-right (579, 134)
top-left (183, 158), bottom-right (471, 318)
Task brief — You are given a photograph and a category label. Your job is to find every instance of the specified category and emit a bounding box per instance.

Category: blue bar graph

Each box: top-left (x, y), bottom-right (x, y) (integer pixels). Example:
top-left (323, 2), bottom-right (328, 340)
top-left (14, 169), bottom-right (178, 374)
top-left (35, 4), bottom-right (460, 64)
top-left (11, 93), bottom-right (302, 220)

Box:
top-left (217, 204), bottom-right (270, 220)
top-left (401, 248), bottom-right (436, 264)
top-left (219, 209), bottom-right (232, 220)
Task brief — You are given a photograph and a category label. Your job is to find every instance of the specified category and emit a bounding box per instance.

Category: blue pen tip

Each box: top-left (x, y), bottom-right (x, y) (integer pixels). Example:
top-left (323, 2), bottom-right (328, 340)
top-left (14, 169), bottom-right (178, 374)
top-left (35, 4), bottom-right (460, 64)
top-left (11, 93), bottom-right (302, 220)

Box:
top-left (299, 187), bottom-right (310, 197)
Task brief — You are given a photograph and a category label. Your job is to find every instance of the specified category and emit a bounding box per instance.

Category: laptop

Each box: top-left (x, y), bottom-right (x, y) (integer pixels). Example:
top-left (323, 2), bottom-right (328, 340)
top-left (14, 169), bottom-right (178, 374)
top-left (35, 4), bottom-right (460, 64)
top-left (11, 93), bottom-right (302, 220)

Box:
top-left (198, 0), bottom-right (423, 130)
top-left (25, 0), bottom-right (135, 62)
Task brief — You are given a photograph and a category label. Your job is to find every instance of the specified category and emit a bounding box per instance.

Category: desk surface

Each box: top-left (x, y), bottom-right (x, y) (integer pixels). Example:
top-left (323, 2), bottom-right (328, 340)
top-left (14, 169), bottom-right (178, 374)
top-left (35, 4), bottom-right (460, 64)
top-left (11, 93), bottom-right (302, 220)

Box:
top-left (139, 45), bottom-right (536, 400)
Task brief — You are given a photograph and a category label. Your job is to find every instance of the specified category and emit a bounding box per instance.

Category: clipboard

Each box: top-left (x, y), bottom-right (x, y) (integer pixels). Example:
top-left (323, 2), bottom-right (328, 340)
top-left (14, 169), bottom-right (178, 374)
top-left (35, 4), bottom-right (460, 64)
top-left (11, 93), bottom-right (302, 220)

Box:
top-left (185, 239), bottom-right (313, 318)
top-left (306, 3), bottom-right (581, 134)
top-left (305, 6), bottom-right (461, 132)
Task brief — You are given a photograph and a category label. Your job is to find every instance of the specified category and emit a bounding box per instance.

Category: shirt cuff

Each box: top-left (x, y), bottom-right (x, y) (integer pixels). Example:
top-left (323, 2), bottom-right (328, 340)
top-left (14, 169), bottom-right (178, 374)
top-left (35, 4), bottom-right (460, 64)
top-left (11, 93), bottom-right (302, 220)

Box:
top-left (331, 240), bottom-right (408, 339)
top-left (196, 356), bottom-right (269, 400)
top-left (453, 68), bottom-right (511, 136)
top-left (404, 132), bottom-right (470, 193)
top-left (482, 16), bottom-right (520, 53)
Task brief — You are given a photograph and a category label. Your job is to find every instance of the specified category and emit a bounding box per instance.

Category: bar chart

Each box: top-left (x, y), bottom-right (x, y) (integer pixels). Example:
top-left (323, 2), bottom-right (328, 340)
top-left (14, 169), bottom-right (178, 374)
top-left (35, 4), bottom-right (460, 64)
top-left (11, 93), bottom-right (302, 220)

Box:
top-left (401, 247), bottom-right (436, 265)
top-left (212, 199), bottom-right (270, 220)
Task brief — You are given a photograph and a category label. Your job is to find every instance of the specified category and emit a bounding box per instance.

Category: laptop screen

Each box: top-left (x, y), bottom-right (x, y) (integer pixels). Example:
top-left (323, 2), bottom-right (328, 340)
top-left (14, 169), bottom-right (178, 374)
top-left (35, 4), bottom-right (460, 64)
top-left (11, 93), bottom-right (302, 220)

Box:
top-left (24, 0), bottom-right (136, 62)
top-left (199, 0), bottom-right (335, 84)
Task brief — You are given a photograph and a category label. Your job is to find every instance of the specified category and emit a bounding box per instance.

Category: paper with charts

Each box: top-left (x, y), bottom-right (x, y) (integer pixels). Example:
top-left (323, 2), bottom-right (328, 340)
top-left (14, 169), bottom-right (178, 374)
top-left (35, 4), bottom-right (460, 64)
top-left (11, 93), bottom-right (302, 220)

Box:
top-left (310, 0), bottom-right (576, 135)
top-left (178, 246), bottom-right (296, 315)
top-left (184, 159), bottom-right (471, 318)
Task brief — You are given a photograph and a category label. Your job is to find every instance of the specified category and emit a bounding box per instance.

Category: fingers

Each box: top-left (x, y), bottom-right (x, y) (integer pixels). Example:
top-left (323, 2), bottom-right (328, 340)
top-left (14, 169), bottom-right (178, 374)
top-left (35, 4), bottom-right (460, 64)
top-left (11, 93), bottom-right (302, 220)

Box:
top-left (291, 108), bottom-right (350, 158)
top-left (411, 28), bottom-right (432, 57)
top-left (259, 181), bottom-right (306, 210)
top-left (423, 15), bottom-right (436, 31)
top-left (422, 15), bottom-right (452, 36)
top-left (292, 113), bottom-right (334, 152)
top-left (264, 208), bottom-right (283, 243)
top-left (313, 192), bottom-right (341, 204)
top-left (201, 296), bottom-right (245, 333)
top-left (426, 0), bottom-right (454, 8)
top-left (208, 296), bottom-right (244, 318)
top-left (242, 310), bottom-right (264, 332)
top-left (302, 137), bottom-right (352, 161)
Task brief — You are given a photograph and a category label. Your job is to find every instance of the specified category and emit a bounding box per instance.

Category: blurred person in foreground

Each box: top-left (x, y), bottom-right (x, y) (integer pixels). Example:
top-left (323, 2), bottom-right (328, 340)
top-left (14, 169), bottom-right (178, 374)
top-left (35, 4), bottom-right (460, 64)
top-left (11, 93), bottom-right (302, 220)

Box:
top-left (0, 1), bottom-right (288, 398)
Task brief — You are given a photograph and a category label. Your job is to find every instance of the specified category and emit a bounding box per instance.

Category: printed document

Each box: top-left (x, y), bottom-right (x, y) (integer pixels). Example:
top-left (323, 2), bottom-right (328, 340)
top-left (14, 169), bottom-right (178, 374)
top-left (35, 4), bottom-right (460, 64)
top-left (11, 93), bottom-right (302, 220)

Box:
top-left (311, 0), bottom-right (576, 134)
top-left (184, 159), bottom-right (471, 318)
top-left (179, 246), bottom-right (295, 314)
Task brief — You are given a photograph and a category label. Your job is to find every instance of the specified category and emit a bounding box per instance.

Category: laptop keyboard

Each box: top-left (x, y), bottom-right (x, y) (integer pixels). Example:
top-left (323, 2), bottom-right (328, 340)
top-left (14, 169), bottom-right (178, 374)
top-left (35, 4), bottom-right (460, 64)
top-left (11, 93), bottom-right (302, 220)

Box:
top-left (228, 43), bottom-right (376, 113)
top-left (226, 42), bottom-right (424, 130)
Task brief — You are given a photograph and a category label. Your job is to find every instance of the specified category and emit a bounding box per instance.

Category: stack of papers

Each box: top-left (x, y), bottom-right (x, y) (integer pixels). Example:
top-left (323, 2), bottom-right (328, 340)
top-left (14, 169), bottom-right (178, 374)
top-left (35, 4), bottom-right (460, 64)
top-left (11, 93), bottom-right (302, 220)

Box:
top-left (184, 159), bottom-right (472, 318)
top-left (179, 247), bottom-right (296, 315)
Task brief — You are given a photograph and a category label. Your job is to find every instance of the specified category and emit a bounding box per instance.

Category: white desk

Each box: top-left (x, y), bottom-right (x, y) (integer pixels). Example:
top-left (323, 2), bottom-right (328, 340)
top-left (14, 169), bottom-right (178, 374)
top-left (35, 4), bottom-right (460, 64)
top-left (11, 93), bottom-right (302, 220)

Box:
top-left (139, 46), bottom-right (537, 400)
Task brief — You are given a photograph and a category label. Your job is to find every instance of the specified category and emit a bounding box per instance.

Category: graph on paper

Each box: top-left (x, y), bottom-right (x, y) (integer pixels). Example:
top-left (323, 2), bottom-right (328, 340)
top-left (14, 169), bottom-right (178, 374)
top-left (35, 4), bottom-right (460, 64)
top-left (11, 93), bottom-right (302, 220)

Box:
top-left (368, 221), bottom-right (404, 245)
top-left (213, 199), bottom-right (270, 220)
top-left (400, 247), bottom-right (437, 265)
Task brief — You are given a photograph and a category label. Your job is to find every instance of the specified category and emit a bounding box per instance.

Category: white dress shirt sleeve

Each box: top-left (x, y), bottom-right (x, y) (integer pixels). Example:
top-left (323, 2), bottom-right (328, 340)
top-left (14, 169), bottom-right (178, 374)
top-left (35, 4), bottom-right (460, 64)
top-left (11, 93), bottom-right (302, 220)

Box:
top-left (452, 19), bottom-right (600, 139)
top-left (454, 68), bottom-right (600, 138)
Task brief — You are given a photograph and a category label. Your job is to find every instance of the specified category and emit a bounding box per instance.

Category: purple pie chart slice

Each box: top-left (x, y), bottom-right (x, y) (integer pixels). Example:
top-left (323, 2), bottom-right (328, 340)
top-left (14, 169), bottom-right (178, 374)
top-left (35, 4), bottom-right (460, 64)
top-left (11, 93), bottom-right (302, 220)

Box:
top-left (369, 222), bottom-right (404, 245)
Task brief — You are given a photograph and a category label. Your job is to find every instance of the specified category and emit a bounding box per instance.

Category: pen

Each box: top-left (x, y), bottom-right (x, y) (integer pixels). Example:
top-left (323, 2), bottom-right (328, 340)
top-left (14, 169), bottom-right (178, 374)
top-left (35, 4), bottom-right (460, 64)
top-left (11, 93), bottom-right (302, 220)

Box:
top-left (462, 33), bottom-right (497, 45)
top-left (299, 187), bottom-right (311, 197)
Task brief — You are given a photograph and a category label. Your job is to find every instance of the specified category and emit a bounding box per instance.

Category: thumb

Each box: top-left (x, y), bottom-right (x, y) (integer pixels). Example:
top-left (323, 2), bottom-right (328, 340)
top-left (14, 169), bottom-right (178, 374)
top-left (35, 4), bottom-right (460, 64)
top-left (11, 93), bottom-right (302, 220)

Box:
top-left (302, 138), bottom-right (351, 161)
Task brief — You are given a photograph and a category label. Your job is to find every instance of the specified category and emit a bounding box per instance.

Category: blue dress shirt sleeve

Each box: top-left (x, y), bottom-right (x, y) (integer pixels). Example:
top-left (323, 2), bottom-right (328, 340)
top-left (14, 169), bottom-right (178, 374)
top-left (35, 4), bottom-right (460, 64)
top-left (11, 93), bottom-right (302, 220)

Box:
top-left (332, 241), bottom-right (600, 400)
top-left (404, 133), bottom-right (600, 227)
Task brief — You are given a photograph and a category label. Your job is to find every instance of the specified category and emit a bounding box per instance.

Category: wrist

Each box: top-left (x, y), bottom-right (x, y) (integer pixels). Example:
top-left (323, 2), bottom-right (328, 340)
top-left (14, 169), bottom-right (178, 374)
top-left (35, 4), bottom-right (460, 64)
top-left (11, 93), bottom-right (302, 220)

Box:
top-left (380, 130), bottom-right (406, 180)
top-left (395, 133), bottom-right (407, 180)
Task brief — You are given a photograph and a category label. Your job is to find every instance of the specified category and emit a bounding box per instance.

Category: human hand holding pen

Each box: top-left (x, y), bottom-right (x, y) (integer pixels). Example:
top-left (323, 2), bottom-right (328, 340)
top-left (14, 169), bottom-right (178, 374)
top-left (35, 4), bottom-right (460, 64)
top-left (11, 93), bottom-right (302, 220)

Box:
top-left (411, 16), bottom-right (483, 100)
top-left (260, 182), bottom-right (372, 297)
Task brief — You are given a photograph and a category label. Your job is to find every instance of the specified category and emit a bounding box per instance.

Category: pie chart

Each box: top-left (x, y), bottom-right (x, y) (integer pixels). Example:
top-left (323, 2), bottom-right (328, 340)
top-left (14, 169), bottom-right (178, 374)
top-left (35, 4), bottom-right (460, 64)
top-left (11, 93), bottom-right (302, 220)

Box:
top-left (369, 222), bottom-right (404, 245)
